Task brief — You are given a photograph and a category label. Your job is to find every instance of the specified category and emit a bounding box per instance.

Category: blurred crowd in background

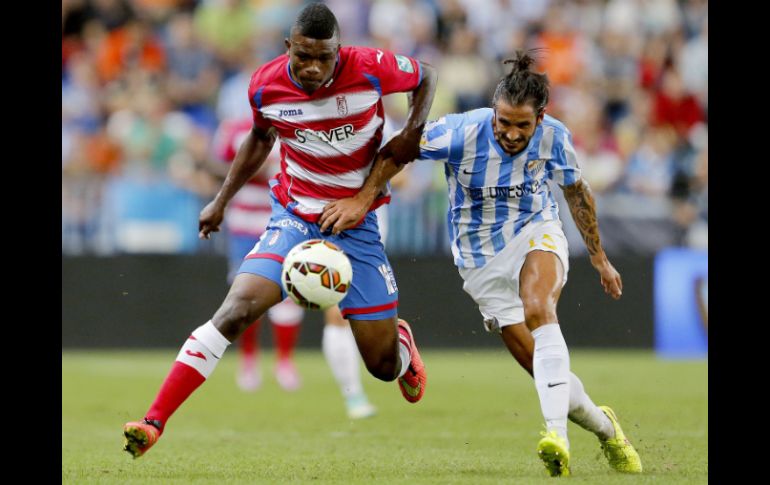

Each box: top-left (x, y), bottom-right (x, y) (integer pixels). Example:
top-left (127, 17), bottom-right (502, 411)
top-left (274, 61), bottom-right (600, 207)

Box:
top-left (62, 0), bottom-right (707, 257)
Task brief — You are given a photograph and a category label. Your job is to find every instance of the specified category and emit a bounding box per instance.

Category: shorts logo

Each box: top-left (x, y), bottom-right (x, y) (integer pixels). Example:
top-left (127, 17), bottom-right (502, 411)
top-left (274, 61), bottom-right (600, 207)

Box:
top-left (378, 264), bottom-right (398, 295)
top-left (395, 55), bottom-right (414, 73)
top-left (274, 218), bottom-right (309, 235)
top-left (336, 95), bottom-right (348, 116)
top-left (268, 230), bottom-right (280, 246)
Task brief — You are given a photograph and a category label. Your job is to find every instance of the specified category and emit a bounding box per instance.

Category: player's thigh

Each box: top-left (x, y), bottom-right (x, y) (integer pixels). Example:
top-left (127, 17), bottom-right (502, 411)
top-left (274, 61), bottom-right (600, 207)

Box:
top-left (517, 222), bottom-right (569, 327)
top-left (518, 251), bottom-right (564, 327)
top-left (237, 204), bottom-right (316, 300)
top-left (516, 222), bottom-right (569, 292)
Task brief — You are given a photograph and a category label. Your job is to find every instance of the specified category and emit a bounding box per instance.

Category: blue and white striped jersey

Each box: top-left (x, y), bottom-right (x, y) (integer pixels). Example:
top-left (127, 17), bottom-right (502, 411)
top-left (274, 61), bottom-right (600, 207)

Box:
top-left (417, 108), bottom-right (581, 269)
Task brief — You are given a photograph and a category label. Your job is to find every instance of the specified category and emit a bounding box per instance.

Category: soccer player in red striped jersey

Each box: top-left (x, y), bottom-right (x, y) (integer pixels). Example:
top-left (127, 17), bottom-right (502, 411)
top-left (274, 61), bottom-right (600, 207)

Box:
top-left (123, 3), bottom-right (436, 458)
top-left (212, 117), bottom-right (377, 418)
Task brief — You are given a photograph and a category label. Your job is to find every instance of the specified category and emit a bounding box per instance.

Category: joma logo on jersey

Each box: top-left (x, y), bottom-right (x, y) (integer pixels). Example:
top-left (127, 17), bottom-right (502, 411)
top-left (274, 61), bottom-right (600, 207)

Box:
top-left (295, 124), bottom-right (355, 144)
top-left (279, 108), bottom-right (304, 116)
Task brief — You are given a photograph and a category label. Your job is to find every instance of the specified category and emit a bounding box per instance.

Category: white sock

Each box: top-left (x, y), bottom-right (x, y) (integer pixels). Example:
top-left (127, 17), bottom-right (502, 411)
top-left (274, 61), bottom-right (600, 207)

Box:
top-left (532, 323), bottom-right (571, 446)
top-left (568, 372), bottom-right (614, 440)
top-left (396, 328), bottom-right (412, 379)
top-left (322, 325), bottom-right (364, 398)
top-left (176, 321), bottom-right (231, 378)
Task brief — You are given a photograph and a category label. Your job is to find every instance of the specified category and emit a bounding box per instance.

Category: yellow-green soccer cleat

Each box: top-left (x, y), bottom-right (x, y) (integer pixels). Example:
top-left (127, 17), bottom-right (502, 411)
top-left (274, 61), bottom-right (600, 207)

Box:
top-left (536, 430), bottom-right (571, 477)
top-left (598, 406), bottom-right (643, 473)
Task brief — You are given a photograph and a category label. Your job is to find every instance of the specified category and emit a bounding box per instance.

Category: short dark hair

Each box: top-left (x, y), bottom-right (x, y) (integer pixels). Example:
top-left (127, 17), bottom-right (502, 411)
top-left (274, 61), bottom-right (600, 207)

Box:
top-left (293, 2), bottom-right (340, 40)
top-left (492, 50), bottom-right (549, 115)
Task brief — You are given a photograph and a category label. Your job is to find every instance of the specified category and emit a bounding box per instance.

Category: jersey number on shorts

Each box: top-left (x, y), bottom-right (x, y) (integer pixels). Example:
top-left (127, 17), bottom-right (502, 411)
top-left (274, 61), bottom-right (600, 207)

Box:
top-left (529, 234), bottom-right (557, 251)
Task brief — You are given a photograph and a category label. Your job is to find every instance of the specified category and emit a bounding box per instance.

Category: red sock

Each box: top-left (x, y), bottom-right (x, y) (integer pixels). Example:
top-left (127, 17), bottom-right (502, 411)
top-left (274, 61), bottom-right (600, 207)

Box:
top-left (145, 326), bottom-right (229, 430)
top-left (239, 319), bottom-right (261, 359)
top-left (273, 323), bottom-right (300, 361)
top-left (145, 361), bottom-right (205, 431)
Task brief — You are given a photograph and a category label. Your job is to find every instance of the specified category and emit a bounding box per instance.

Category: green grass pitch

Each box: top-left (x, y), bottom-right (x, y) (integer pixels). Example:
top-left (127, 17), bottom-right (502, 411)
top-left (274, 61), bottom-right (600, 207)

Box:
top-left (62, 349), bottom-right (707, 484)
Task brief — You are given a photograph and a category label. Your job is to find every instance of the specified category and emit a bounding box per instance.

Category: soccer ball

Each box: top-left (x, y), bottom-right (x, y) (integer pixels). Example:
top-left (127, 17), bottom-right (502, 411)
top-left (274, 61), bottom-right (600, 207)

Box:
top-left (281, 239), bottom-right (353, 310)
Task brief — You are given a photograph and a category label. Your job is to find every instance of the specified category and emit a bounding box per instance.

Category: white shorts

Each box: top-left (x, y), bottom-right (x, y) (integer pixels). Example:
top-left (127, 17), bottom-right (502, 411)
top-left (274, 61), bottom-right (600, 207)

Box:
top-left (458, 220), bottom-right (569, 333)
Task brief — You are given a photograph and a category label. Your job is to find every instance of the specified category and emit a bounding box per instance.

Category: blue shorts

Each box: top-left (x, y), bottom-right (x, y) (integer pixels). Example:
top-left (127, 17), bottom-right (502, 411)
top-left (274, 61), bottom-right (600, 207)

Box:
top-left (237, 193), bottom-right (399, 320)
top-left (228, 234), bottom-right (260, 283)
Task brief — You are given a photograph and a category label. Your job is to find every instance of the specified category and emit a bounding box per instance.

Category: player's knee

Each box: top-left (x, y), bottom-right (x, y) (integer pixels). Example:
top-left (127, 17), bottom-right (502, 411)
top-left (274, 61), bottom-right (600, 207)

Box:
top-left (212, 296), bottom-right (262, 337)
top-left (362, 352), bottom-right (399, 382)
top-left (523, 298), bottom-right (557, 328)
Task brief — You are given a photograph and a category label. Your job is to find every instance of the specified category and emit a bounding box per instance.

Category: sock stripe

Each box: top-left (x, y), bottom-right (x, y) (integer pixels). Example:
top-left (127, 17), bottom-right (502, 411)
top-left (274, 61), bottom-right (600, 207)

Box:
top-left (398, 335), bottom-right (411, 348)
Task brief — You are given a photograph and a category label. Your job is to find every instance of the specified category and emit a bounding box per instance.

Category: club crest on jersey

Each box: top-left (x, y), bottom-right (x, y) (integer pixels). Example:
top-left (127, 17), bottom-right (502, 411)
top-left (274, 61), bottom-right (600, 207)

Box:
top-left (336, 95), bottom-right (348, 116)
top-left (527, 158), bottom-right (546, 176)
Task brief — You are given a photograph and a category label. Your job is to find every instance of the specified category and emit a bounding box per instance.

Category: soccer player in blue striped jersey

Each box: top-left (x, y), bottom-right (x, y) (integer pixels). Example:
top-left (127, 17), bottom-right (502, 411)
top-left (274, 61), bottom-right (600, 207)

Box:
top-left (319, 50), bottom-right (642, 477)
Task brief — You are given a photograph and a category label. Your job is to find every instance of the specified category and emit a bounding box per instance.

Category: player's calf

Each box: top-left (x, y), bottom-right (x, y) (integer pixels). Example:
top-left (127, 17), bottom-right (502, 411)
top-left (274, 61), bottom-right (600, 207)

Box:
top-left (348, 318), bottom-right (401, 381)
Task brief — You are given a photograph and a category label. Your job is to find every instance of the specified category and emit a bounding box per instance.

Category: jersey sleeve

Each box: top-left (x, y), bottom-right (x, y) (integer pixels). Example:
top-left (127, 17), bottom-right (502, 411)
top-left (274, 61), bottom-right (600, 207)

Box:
top-left (248, 69), bottom-right (272, 130)
top-left (358, 47), bottom-right (422, 96)
top-left (546, 126), bottom-right (582, 187)
top-left (416, 118), bottom-right (450, 164)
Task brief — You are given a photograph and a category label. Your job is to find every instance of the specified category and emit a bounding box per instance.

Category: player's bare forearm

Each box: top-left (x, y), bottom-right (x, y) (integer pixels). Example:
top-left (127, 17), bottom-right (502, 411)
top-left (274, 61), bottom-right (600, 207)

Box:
top-left (358, 156), bottom-right (403, 205)
top-left (380, 62), bottom-right (437, 165)
top-left (318, 155), bottom-right (402, 234)
top-left (213, 127), bottom-right (276, 208)
top-left (563, 179), bottom-right (606, 260)
top-left (563, 179), bottom-right (623, 299)
top-left (199, 127), bottom-right (276, 239)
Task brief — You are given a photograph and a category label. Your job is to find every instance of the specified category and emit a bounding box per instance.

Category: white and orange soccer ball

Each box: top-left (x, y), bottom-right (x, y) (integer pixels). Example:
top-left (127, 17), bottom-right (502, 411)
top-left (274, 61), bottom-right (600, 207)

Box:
top-left (281, 239), bottom-right (353, 310)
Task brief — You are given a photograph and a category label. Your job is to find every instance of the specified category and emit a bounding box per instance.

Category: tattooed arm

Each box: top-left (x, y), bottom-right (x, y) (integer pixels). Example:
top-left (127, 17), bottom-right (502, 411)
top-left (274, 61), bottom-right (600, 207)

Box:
top-left (562, 179), bottom-right (623, 300)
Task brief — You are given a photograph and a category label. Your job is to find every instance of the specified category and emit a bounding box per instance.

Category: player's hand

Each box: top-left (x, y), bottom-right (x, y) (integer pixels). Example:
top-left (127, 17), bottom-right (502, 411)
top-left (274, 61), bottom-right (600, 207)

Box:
top-left (319, 195), bottom-right (370, 235)
top-left (378, 127), bottom-right (422, 165)
top-left (590, 254), bottom-right (623, 300)
top-left (199, 200), bottom-right (225, 239)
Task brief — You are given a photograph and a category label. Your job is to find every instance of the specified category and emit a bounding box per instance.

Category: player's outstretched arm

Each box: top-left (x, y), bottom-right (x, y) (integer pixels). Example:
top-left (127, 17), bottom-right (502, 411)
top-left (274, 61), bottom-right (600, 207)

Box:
top-left (379, 61), bottom-right (438, 165)
top-left (319, 61), bottom-right (438, 234)
top-left (319, 155), bottom-right (402, 234)
top-left (562, 178), bottom-right (623, 299)
top-left (199, 126), bottom-right (277, 239)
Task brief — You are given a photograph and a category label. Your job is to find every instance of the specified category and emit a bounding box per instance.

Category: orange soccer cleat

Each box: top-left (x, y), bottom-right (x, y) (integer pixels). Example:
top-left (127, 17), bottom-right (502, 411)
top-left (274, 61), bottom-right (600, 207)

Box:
top-left (123, 418), bottom-right (163, 458)
top-left (397, 319), bottom-right (427, 403)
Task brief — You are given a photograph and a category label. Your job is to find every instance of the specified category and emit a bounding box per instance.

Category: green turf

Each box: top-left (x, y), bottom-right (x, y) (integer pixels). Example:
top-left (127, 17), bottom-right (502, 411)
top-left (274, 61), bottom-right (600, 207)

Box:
top-left (62, 349), bottom-right (707, 484)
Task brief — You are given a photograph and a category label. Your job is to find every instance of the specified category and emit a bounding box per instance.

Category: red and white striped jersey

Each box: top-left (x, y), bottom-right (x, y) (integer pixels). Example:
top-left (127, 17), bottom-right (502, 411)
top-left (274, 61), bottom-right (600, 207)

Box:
top-left (248, 46), bottom-right (422, 222)
top-left (212, 118), bottom-right (279, 237)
